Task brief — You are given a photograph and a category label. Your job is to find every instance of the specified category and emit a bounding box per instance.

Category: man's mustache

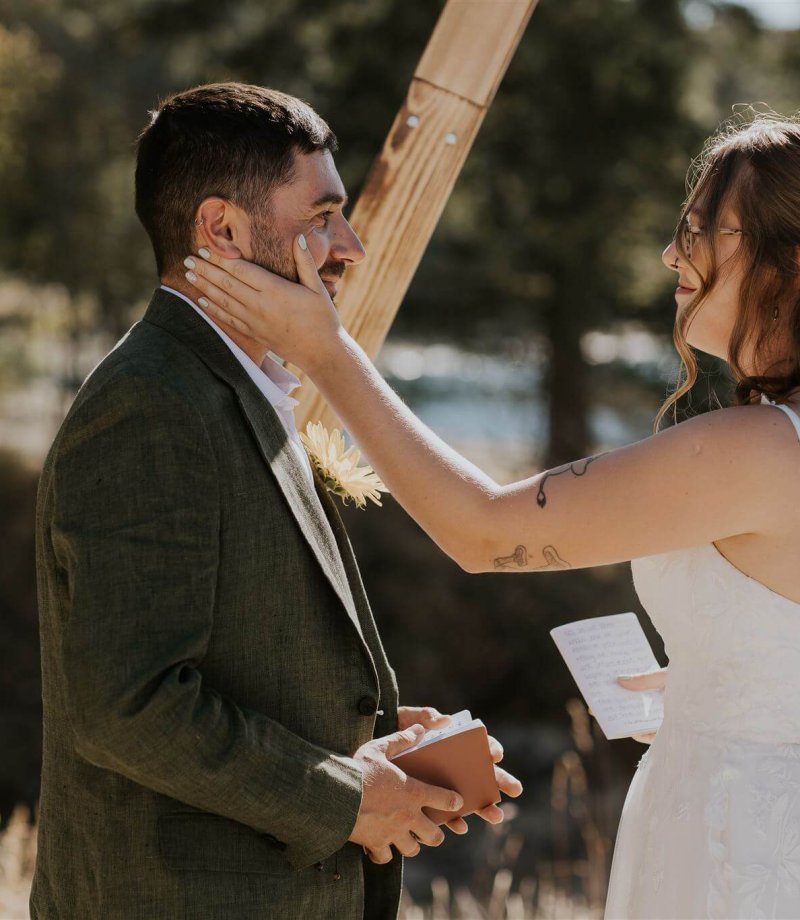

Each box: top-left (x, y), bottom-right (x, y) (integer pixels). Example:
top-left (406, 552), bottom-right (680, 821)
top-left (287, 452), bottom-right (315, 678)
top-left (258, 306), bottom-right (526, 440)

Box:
top-left (319, 260), bottom-right (346, 281)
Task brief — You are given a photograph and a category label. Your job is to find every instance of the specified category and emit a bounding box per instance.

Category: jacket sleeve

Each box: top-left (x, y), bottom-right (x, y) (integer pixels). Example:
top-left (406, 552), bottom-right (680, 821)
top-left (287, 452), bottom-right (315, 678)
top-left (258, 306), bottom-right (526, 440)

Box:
top-left (49, 373), bottom-right (362, 869)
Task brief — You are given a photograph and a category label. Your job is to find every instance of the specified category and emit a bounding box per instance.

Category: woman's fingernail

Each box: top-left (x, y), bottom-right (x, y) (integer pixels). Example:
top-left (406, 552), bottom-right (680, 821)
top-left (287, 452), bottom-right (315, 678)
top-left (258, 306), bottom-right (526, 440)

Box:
top-left (618, 675), bottom-right (636, 681)
top-left (198, 297), bottom-right (209, 308)
top-left (198, 248), bottom-right (211, 259)
top-left (183, 256), bottom-right (196, 269)
top-left (185, 270), bottom-right (197, 283)
top-left (298, 234), bottom-right (307, 251)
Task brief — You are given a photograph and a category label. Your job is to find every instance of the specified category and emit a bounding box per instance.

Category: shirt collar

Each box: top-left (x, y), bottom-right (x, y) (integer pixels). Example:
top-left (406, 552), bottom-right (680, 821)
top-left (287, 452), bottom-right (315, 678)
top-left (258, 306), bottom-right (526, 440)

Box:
top-left (159, 284), bottom-right (300, 411)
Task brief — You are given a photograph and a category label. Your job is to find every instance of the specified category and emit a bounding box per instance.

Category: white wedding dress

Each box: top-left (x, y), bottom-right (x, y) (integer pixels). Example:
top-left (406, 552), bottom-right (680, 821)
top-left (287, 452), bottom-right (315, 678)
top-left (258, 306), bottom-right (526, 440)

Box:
top-left (605, 400), bottom-right (800, 920)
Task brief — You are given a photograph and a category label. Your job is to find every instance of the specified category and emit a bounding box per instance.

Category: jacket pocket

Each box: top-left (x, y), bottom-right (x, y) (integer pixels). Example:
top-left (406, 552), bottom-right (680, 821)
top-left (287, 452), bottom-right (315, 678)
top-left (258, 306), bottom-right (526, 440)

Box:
top-left (157, 812), bottom-right (290, 875)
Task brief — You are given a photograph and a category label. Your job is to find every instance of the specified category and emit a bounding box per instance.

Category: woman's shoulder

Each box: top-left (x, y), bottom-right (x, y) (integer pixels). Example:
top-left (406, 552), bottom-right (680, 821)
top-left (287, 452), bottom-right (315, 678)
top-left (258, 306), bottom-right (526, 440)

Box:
top-left (666, 402), bottom-right (800, 492)
top-left (671, 400), bottom-right (800, 445)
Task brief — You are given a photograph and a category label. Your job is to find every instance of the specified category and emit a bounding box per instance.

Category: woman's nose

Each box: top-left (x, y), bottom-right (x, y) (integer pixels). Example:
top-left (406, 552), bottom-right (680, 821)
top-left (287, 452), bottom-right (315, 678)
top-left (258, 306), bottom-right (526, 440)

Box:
top-left (662, 240), bottom-right (679, 271)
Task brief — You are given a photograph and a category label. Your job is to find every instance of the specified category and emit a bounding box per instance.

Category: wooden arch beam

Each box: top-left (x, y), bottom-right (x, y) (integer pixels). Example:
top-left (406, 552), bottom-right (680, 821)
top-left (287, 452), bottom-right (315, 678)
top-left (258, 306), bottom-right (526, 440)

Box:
top-left (296, 0), bottom-right (538, 430)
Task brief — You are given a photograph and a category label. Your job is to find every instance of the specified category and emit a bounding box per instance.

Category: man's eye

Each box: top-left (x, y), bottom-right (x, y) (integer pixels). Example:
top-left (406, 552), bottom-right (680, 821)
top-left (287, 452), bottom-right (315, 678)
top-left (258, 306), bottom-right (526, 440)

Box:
top-left (317, 210), bottom-right (334, 226)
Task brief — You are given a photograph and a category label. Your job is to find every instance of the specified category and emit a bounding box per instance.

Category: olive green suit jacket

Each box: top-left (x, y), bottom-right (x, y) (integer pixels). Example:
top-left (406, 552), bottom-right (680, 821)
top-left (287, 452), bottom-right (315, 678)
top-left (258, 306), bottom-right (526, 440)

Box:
top-left (31, 288), bottom-right (401, 919)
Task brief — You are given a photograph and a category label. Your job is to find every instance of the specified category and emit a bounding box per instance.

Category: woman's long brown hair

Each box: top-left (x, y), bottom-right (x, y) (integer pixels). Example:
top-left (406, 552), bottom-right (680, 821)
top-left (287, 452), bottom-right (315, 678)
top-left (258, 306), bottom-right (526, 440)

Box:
top-left (655, 111), bottom-right (800, 431)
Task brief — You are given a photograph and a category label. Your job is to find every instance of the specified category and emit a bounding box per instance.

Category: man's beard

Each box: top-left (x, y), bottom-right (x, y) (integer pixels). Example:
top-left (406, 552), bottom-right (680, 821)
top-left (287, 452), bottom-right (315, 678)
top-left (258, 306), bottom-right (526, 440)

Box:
top-left (250, 211), bottom-right (346, 299)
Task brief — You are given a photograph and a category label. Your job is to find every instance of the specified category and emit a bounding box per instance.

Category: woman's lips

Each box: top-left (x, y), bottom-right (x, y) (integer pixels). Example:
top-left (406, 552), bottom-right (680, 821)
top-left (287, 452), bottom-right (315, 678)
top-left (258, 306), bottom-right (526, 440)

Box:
top-left (676, 284), bottom-right (697, 295)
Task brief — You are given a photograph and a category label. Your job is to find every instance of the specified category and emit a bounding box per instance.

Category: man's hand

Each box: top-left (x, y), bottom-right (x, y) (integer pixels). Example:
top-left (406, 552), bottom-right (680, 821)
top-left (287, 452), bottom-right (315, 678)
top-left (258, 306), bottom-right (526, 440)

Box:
top-left (617, 667), bottom-right (668, 743)
top-left (348, 725), bottom-right (463, 864)
top-left (397, 706), bottom-right (523, 836)
top-left (445, 734), bottom-right (523, 835)
top-left (397, 705), bottom-right (451, 732)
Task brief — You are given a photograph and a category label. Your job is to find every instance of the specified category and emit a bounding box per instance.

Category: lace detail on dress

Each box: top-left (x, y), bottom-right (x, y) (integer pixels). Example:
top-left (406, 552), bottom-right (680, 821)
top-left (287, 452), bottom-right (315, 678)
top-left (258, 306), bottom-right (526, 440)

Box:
top-left (705, 757), bottom-right (735, 919)
top-left (604, 543), bottom-right (800, 919)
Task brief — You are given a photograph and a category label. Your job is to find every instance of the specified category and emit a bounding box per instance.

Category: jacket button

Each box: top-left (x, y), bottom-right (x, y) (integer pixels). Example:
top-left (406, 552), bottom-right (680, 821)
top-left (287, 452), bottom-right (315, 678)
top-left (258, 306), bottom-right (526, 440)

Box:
top-left (358, 696), bottom-right (378, 716)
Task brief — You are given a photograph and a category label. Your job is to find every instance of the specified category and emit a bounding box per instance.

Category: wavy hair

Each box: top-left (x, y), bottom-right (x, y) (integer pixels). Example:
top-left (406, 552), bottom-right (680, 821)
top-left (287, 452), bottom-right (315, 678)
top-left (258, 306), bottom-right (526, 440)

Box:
top-left (655, 110), bottom-right (800, 430)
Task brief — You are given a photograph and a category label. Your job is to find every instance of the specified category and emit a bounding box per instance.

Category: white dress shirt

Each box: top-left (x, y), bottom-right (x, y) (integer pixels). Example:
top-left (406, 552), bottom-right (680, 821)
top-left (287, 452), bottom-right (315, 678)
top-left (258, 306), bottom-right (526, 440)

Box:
top-left (160, 285), bottom-right (315, 486)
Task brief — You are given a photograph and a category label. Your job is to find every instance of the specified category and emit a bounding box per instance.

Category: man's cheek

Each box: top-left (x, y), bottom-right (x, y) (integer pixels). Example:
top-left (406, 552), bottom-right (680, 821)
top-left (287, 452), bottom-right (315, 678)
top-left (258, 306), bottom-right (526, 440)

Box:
top-left (306, 228), bottom-right (330, 272)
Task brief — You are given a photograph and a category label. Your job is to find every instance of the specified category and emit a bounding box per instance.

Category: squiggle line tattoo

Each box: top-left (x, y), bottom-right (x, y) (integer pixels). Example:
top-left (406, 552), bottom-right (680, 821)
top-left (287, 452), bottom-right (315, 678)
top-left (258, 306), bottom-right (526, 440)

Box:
top-left (536, 455), bottom-right (604, 509)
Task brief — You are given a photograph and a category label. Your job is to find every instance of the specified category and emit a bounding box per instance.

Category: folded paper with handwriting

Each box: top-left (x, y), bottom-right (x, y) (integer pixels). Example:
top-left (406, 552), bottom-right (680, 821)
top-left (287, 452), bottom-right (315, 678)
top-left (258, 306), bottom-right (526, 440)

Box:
top-left (390, 710), bottom-right (500, 824)
top-left (550, 612), bottom-right (665, 741)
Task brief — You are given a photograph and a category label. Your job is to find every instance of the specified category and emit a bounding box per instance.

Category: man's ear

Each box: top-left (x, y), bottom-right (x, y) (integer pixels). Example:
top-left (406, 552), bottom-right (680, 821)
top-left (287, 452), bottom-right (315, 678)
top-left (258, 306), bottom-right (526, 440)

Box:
top-left (193, 197), bottom-right (250, 259)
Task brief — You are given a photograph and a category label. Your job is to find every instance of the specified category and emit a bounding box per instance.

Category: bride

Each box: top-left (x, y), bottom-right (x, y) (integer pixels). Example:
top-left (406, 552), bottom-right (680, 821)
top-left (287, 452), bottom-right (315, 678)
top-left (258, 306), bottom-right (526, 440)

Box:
top-left (184, 114), bottom-right (800, 918)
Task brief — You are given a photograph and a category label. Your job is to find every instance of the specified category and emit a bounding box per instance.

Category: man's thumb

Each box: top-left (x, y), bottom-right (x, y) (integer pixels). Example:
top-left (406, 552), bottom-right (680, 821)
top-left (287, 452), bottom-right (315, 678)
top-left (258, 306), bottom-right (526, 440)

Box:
top-left (382, 724), bottom-right (425, 760)
top-left (294, 234), bottom-right (327, 295)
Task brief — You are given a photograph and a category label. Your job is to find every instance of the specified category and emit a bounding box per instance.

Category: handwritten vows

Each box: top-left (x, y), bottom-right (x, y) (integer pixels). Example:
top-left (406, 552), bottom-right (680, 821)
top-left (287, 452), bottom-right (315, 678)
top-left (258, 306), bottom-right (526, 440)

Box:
top-left (551, 613), bottom-right (664, 740)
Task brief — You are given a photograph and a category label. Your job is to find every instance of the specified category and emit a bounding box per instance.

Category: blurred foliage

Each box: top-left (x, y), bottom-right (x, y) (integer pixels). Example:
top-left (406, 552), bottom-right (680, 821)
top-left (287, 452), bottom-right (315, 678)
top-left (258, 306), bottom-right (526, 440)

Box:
top-left (1, 0), bottom-right (798, 457)
top-left (0, 0), bottom-right (799, 877)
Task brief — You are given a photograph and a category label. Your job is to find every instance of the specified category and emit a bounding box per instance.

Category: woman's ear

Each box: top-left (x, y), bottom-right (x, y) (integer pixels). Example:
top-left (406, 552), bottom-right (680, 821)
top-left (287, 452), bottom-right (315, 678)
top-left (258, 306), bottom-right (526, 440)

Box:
top-left (193, 197), bottom-right (248, 259)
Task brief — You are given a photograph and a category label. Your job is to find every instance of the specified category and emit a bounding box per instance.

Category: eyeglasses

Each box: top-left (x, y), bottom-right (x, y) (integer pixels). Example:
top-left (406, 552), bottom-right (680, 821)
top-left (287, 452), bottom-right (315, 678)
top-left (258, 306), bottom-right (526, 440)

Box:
top-left (681, 218), bottom-right (744, 260)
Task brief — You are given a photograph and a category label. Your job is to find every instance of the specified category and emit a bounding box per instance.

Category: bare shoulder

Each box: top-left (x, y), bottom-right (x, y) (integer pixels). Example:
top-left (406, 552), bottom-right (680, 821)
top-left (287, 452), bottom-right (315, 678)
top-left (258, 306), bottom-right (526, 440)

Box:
top-left (662, 403), bottom-right (800, 453)
top-left (482, 399), bottom-right (800, 571)
top-left (662, 403), bottom-right (800, 496)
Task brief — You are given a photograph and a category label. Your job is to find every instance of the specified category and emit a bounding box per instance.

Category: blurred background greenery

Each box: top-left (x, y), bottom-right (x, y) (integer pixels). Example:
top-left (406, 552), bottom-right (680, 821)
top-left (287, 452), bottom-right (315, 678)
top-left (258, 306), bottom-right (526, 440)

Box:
top-left (1, 0), bottom-right (799, 915)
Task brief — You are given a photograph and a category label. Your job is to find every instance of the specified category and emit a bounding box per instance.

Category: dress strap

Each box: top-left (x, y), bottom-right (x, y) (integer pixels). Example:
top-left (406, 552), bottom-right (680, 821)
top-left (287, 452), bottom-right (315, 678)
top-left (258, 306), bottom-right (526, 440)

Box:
top-left (766, 401), bottom-right (800, 443)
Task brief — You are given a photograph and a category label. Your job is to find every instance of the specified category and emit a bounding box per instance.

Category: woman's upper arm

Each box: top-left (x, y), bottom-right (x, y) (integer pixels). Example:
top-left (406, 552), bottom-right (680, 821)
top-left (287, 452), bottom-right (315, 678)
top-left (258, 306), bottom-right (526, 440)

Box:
top-left (470, 406), bottom-right (792, 574)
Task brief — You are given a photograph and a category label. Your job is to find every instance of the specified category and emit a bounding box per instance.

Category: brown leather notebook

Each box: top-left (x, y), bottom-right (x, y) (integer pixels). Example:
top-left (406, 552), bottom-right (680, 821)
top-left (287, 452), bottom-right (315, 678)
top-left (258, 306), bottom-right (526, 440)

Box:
top-left (391, 719), bottom-right (501, 825)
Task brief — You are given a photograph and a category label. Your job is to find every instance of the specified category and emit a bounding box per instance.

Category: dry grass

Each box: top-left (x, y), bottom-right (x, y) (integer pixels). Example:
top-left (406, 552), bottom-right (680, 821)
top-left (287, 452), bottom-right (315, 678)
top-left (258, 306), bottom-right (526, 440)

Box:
top-left (399, 871), bottom-right (602, 919)
top-left (0, 701), bottom-right (610, 919)
top-left (0, 814), bottom-right (602, 920)
top-left (0, 844), bottom-right (601, 920)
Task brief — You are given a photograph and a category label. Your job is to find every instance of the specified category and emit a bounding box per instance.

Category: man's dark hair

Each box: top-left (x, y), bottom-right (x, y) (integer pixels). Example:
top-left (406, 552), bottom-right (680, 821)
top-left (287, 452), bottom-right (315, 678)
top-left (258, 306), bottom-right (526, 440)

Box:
top-left (135, 82), bottom-right (338, 275)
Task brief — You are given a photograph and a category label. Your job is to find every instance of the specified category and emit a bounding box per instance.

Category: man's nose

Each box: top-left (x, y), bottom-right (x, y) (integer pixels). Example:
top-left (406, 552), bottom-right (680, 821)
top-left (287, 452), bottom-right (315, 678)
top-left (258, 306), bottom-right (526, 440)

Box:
top-left (332, 217), bottom-right (367, 265)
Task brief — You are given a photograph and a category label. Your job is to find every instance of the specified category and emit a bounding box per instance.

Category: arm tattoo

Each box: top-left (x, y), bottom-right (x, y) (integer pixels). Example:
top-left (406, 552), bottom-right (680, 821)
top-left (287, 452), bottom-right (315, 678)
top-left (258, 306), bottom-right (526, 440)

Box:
top-left (536, 454), bottom-right (605, 509)
top-left (533, 545), bottom-right (571, 570)
top-left (494, 545), bottom-right (528, 569)
top-left (493, 544), bottom-right (571, 571)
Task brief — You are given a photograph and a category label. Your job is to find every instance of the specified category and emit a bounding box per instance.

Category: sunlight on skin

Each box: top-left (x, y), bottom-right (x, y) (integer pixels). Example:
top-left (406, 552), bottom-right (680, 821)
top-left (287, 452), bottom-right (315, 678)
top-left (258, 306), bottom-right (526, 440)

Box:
top-left (661, 207), bottom-right (747, 363)
top-left (396, 706), bottom-right (522, 835)
top-left (170, 149), bottom-right (365, 367)
top-left (182, 226), bottom-right (798, 751)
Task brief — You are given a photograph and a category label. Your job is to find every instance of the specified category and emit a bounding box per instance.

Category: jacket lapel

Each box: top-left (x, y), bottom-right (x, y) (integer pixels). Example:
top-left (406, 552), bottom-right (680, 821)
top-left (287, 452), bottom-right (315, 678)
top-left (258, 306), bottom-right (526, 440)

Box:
top-left (312, 476), bottom-right (396, 695)
top-left (234, 382), bottom-right (363, 635)
top-left (141, 288), bottom-right (366, 641)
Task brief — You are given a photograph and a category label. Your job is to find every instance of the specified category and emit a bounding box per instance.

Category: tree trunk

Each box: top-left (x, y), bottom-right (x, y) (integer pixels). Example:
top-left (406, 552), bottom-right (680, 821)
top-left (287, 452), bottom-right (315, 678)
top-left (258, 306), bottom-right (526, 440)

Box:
top-left (543, 291), bottom-right (590, 469)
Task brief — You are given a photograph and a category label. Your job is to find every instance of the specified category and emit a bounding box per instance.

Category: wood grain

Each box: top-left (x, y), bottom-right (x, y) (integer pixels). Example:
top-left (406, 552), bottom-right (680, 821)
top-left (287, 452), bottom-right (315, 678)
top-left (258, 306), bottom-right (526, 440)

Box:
top-left (416, 0), bottom-right (536, 105)
top-left (296, 0), bottom-right (538, 431)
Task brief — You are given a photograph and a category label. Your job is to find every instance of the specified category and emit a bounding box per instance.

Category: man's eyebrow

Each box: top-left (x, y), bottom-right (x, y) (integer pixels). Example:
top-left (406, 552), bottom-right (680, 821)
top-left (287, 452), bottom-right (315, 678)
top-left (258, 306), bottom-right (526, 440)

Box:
top-left (310, 191), bottom-right (348, 209)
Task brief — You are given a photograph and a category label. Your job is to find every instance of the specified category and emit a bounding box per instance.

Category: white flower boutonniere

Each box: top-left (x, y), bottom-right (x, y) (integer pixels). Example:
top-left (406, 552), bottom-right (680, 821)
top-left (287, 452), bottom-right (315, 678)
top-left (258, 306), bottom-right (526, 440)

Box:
top-left (301, 422), bottom-right (389, 509)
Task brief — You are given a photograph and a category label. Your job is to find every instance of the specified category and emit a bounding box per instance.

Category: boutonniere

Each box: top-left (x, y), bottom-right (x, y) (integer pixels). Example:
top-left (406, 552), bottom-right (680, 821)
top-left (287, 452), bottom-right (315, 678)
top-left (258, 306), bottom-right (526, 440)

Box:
top-left (301, 422), bottom-right (389, 509)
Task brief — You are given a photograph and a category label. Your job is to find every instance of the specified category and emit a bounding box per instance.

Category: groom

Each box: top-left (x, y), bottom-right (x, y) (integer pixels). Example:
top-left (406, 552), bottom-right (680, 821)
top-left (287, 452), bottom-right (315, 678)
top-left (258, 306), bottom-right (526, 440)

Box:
top-left (32, 82), bottom-right (518, 919)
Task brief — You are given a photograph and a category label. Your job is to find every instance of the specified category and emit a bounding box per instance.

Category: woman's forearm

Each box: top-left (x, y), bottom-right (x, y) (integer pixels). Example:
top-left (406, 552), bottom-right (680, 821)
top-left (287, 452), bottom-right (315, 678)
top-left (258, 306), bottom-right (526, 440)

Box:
top-left (185, 252), bottom-right (768, 578)
top-left (311, 331), bottom-right (502, 571)
top-left (181, 244), bottom-right (536, 570)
